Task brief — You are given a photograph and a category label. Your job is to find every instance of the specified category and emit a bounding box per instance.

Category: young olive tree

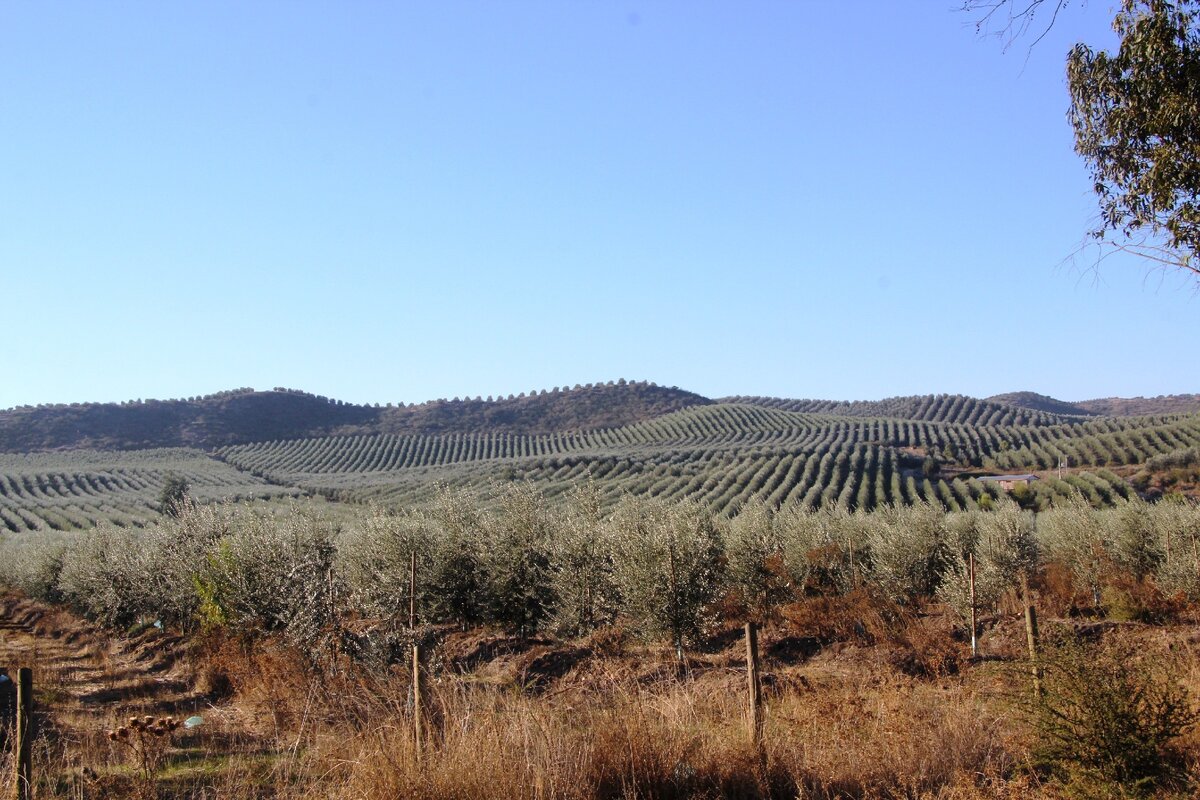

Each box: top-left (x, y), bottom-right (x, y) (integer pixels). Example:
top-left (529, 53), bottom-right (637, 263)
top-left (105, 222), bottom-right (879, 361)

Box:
top-left (1038, 496), bottom-right (1108, 606)
top-left (139, 503), bottom-right (233, 630)
top-left (1107, 497), bottom-right (1164, 579)
top-left (425, 487), bottom-right (488, 628)
top-left (338, 506), bottom-right (435, 627)
top-left (939, 503), bottom-right (1038, 622)
top-left (776, 505), bottom-right (862, 596)
top-left (57, 525), bottom-right (153, 629)
top-left (549, 480), bottom-right (616, 637)
top-left (0, 532), bottom-right (66, 603)
top-left (481, 482), bottom-right (555, 635)
top-left (608, 497), bottom-right (724, 659)
top-left (1152, 500), bottom-right (1200, 599)
top-left (197, 509), bottom-right (338, 658)
top-left (866, 501), bottom-right (950, 604)
top-left (725, 499), bottom-right (790, 620)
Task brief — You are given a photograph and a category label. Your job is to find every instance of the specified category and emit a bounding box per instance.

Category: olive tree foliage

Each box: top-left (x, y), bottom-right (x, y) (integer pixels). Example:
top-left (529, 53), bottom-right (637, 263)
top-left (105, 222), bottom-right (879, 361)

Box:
top-left (0, 532), bottom-right (67, 603)
top-left (1107, 497), bottom-right (1165, 578)
top-left (424, 487), bottom-right (488, 628)
top-left (134, 503), bottom-right (235, 630)
top-left (337, 506), bottom-right (435, 626)
top-left (865, 501), bottom-right (950, 604)
top-left (1038, 496), bottom-right (1109, 602)
top-left (548, 480), bottom-right (617, 637)
top-left (1152, 499), bottom-right (1200, 598)
top-left (939, 503), bottom-right (1039, 622)
top-left (776, 505), bottom-right (863, 595)
top-left (158, 473), bottom-right (194, 518)
top-left (607, 497), bottom-right (724, 656)
top-left (57, 526), bottom-right (152, 629)
top-left (724, 500), bottom-right (790, 621)
top-left (481, 482), bottom-right (556, 635)
top-left (197, 509), bottom-right (338, 656)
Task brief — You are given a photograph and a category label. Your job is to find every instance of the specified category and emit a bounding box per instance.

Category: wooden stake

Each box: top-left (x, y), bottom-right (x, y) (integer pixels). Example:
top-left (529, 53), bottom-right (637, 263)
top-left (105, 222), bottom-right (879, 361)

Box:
top-left (968, 553), bottom-right (977, 659)
top-left (14, 667), bottom-right (32, 800)
top-left (412, 644), bottom-right (422, 758)
top-left (409, 551), bottom-right (417, 631)
top-left (1020, 574), bottom-right (1042, 699)
top-left (847, 538), bottom-right (857, 589)
top-left (409, 552), bottom-right (422, 763)
top-left (745, 622), bottom-right (763, 747)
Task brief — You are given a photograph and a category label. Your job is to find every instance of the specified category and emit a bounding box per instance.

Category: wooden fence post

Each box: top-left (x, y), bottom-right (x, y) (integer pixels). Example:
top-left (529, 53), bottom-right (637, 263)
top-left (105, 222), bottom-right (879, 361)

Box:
top-left (14, 667), bottom-right (32, 800)
top-left (745, 621), bottom-right (763, 750)
top-left (412, 644), bottom-right (423, 763)
top-left (410, 551), bottom-right (422, 763)
top-left (968, 553), bottom-right (977, 659)
top-left (1020, 574), bottom-right (1042, 699)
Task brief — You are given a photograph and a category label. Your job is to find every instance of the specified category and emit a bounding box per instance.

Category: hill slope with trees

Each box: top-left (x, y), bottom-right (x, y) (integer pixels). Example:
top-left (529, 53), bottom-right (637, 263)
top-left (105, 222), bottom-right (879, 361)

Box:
top-left (0, 381), bottom-right (709, 452)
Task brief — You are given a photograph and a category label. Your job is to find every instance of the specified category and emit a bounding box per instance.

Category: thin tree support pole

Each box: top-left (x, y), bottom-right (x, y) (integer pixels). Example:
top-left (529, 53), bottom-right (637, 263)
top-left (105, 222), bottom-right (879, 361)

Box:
top-left (410, 551), bottom-right (422, 763)
top-left (968, 553), bottom-right (977, 659)
top-left (745, 621), bottom-right (764, 750)
top-left (1020, 573), bottom-right (1042, 700)
top-left (409, 552), bottom-right (417, 631)
top-left (412, 644), bottom-right (423, 763)
top-left (14, 667), bottom-right (32, 800)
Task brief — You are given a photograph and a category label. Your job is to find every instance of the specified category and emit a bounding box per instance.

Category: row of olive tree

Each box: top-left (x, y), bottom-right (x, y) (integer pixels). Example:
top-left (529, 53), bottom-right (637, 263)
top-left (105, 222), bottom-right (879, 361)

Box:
top-left (0, 488), bottom-right (1196, 664)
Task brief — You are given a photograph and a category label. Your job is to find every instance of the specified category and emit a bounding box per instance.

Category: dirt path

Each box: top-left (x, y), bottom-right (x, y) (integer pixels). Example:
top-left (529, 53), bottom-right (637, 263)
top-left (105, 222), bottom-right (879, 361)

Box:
top-left (0, 596), bottom-right (200, 717)
top-left (0, 594), bottom-right (273, 796)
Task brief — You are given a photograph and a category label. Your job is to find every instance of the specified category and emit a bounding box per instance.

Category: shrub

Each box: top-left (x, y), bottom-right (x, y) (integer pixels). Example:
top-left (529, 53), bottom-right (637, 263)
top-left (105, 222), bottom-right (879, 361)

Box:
top-left (940, 502), bottom-right (1039, 622)
top-left (1038, 497), bottom-right (1108, 608)
top-left (56, 525), bottom-right (151, 628)
top-left (1022, 634), bottom-right (1197, 792)
top-left (1152, 500), bottom-right (1200, 600)
top-left (425, 488), bottom-right (487, 628)
top-left (338, 506), bottom-right (435, 626)
top-left (1108, 498), bottom-right (1164, 579)
top-left (197, 508), bottom-right (338, 658)
top-left (0, 532), bottom-right (66, 602)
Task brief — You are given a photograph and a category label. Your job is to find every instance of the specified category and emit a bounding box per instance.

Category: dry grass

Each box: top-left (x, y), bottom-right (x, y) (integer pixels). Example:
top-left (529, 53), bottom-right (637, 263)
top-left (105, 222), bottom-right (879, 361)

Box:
top-left (5, 593), bottom-right (1200, 798)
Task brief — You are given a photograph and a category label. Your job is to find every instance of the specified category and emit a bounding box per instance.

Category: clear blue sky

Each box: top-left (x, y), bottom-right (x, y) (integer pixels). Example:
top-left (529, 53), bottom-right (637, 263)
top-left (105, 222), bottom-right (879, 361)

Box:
top-left (1, 2), bottom-right (1193, 410)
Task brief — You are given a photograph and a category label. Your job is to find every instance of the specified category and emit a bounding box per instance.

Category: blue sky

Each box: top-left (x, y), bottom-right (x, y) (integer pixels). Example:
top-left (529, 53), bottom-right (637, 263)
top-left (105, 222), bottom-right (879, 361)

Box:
top-left (1, 2), bottom-right (1193, 410)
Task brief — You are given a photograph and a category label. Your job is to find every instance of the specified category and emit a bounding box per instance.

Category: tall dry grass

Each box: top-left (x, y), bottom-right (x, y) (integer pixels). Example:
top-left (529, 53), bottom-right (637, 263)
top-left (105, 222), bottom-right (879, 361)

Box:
top-left (207, 642), bottom-right (1025, 800)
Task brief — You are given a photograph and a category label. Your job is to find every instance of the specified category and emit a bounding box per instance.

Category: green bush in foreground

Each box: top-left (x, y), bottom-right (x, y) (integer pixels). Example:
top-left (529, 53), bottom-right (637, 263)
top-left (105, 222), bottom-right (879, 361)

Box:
top-left (1023, 633), bottom-right (1197, 794)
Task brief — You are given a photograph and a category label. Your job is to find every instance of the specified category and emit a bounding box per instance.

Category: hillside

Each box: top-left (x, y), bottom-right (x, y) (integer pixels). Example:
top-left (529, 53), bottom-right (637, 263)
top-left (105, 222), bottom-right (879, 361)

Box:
top-left (374, 380), bottom-right (711, 436)
top-left (723, 393), bottom-right (1072, 427)
top-left (985, 391), bottom-right (1094, 417)
top-left (1074, 394), bottom-right (1200, 416)
top-left (990, 391), bottom-right (1200, 417)
top-left (3, 383), bottom-right (1199, 532)
top-left (0, 381), bottom-right (708, 452)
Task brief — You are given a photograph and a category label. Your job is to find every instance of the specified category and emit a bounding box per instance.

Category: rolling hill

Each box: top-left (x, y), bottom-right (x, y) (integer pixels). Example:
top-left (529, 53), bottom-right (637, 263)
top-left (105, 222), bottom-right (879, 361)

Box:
top-left (0, 382), bottom-right (1196, 532)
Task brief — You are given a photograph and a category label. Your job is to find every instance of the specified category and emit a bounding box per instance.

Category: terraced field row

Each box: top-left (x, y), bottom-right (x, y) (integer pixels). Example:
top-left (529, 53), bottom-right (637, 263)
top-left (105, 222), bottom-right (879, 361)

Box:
top-left (3, 406), bottom-right (1193, 529)
top-left (0, 449), bottom-right (298, 532)
top-left (726, 394), bottom-right (1076, 427)
top-left (340, 443), bottom-right (1135, 515)
top-left (218, 403), bottom-right (1200, 479)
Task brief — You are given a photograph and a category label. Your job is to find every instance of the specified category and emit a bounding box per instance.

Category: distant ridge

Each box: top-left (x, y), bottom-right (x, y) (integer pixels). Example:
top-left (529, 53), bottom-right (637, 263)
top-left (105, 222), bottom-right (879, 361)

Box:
top-left (1074, 394), bottom-right (1200, 416)
top-left (723, 394), bottom-right (1072, 427)
top-left (0, 381), bottom-right (708, 452)
top-left (986, 392), bottom-right (1095, 418)
top-left (989, 391), bottom-right (1200, 417)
